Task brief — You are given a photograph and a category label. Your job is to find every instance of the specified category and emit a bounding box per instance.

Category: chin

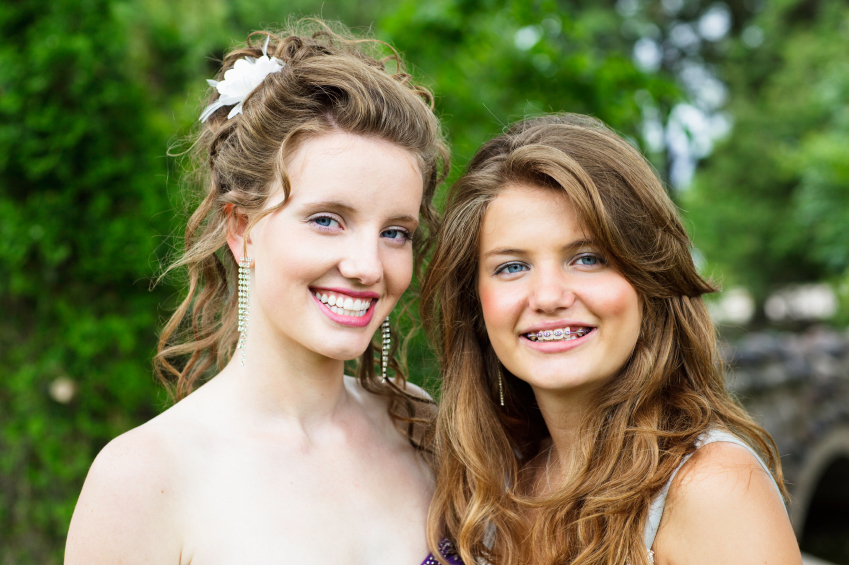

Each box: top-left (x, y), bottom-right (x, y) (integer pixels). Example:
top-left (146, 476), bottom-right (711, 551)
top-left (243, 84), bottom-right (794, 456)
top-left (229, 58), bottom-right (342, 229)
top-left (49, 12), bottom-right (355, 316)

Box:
top-left (531, 376), bottom-right (592, 392)
top-left (315, 341), bottom-right (373, 362)
top-left (521, 366), bottom-right (605, 393)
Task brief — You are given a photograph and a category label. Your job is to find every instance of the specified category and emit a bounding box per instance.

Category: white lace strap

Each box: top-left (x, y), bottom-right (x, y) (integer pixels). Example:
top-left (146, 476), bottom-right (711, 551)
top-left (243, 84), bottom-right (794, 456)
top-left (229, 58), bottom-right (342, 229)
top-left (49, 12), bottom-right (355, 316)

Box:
top-left (643, 430), bottom-right (784, 551)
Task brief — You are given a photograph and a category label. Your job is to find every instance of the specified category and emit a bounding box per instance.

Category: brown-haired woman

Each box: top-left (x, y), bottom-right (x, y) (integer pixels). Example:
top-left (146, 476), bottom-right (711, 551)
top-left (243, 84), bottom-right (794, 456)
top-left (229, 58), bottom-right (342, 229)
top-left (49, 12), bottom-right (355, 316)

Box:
top-left (65, 20), bottom-right (453, 564)
top-left (422, 114), bottom-right (802, 565)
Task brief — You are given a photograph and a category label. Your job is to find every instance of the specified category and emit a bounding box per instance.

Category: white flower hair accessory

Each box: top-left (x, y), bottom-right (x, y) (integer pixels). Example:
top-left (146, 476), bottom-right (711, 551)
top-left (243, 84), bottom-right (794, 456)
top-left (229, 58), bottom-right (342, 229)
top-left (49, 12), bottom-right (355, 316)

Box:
top-left (199, 37), bottom-right (284, 122)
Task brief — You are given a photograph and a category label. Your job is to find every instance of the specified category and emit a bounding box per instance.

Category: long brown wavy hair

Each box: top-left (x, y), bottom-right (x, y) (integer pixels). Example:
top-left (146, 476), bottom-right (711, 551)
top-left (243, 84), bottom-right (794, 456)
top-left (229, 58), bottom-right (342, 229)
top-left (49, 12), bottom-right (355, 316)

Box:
top-left (156, 19), bottom-right (448, 443)
top-left (421, 114), bottom-right (786, 564)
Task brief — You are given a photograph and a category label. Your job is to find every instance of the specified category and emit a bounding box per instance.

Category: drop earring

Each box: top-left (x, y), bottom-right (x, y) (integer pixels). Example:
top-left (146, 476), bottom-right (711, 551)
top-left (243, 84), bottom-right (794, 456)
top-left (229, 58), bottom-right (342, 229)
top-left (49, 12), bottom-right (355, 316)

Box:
top-left (497, 365), bottom-right (505, 407)
top-left (381, 317), bottom-right (391, 382)
top-left (237, 256), bottom-right (251, 367)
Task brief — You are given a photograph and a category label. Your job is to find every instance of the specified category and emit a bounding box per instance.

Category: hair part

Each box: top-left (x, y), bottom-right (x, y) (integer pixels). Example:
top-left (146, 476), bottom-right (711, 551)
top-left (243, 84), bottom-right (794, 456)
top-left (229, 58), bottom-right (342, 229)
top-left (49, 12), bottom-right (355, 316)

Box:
top-left (421, 114), bottom-right (785, 564)
top-left (156, 18), bottom-right (449, 447)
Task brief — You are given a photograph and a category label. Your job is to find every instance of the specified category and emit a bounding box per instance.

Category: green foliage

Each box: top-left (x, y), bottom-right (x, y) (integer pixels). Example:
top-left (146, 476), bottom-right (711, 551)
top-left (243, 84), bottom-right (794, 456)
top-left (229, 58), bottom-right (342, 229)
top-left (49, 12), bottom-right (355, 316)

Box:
top-left (0, 0), bottom-right (673, 561)
top-left (379, 0), bottom-right (678, 182)
top-left (0, 1), bottom-right (175, 560)
top-left (0, 0), bottom-right (262, 560)
top-left (684, 0), bottom-right (849, 305)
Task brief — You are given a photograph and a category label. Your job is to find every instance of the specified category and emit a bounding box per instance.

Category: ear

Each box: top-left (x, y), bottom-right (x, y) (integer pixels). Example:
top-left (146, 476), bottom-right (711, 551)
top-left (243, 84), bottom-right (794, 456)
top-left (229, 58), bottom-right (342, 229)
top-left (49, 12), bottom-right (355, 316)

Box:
top-left (225, 204), bottom-right (252, 263)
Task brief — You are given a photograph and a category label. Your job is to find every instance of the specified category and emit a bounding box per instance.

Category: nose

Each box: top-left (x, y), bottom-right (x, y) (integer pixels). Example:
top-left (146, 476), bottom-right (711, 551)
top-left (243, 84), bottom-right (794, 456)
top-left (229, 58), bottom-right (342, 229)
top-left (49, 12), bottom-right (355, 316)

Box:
top-left (527, 267), bottom-right (576, 313)
top-left (337, 234), bottom-right (383, 287)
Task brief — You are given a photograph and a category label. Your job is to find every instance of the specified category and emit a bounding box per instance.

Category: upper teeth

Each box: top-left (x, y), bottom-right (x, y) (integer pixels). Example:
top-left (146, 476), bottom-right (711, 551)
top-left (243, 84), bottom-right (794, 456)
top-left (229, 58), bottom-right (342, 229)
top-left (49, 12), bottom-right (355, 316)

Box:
top-left (526, 327), bottom-right (590, 341)
top-left (314, 291), bottom-right (372, 318)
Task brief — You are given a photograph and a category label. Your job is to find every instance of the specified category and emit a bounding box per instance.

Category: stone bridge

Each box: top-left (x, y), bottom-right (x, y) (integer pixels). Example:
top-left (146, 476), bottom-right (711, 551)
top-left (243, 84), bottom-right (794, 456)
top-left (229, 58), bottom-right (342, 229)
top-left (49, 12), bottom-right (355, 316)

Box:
top-left (727, 328), bottom-right (849, 564)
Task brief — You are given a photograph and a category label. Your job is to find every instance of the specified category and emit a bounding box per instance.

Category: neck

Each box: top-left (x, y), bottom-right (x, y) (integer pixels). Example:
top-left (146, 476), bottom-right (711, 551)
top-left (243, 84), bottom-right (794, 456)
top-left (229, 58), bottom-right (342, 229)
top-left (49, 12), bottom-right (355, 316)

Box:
top-left (532, 384), bottom-right (597, 489)
top-left (213, 319), bottom-right (354, 431)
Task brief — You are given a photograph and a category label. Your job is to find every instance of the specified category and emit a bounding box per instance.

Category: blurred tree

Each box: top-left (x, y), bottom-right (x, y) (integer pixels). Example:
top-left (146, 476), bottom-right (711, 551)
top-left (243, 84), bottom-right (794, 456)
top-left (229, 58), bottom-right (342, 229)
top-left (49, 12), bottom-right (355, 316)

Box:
top-left (0, 0), bottom-right (215, 560)
top-left (379, 0), bottom-right (679, 185)
top-left (684, 0), bottom-right (849, 313)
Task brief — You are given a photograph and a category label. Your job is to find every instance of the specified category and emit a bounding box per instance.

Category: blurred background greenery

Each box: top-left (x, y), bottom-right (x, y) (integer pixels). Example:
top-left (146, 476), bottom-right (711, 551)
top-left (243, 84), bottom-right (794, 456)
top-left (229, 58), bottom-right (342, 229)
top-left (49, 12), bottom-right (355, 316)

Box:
top-left (1, 0), bottom-right (847, 562)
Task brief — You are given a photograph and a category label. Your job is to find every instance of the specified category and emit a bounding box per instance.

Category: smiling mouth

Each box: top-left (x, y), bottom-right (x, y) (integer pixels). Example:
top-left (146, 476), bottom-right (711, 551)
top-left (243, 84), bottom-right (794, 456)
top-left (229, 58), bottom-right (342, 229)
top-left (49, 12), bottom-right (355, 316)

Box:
top-left (524, 327), bottom-right (594, 342)
top-left (312, 290), bottom-right (373, 318)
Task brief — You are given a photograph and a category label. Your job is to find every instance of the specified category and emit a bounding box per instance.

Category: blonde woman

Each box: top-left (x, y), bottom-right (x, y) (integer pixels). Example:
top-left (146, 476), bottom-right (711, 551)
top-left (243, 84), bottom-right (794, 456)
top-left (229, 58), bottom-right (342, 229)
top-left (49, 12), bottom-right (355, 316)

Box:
top-left (422, 114), bottom-right (801, 565)
top-left (66, 21), bottom-right (454, 564)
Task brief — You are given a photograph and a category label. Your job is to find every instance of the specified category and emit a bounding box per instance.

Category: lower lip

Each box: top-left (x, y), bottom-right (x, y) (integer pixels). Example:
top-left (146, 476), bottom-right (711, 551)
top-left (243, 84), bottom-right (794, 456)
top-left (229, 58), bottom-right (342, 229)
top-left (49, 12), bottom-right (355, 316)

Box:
top-left (521, 329), bottom-right (596, 353)
top-left (311, 294), bottom-right (376, 328)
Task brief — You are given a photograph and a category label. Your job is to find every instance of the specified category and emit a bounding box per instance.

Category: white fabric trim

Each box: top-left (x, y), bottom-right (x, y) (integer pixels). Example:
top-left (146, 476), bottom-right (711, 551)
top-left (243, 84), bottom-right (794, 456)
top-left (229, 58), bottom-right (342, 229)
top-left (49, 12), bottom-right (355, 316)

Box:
top-left (643, 429), bottom-right (784, 550)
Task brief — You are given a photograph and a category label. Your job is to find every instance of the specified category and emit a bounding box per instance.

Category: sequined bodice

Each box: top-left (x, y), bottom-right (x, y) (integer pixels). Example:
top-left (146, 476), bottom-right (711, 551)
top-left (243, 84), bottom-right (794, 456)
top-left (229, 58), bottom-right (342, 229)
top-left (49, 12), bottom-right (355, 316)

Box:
top-left (421, 539), bottom-right (463, 565)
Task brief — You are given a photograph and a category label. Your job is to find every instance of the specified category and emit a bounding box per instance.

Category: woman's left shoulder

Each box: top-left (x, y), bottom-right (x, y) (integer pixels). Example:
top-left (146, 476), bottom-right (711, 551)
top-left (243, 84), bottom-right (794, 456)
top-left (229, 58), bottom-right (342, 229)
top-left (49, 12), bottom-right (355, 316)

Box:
top-left (397, 380), bottom-right (434, 402)
top-left (676, 440), bottom-right (778, 499)
top-left (344, 376), bottom-right (435, 427)
top-left (655, 441), bottom-right (802, 565)
top-left (343, 375), bottom-right (433, 403)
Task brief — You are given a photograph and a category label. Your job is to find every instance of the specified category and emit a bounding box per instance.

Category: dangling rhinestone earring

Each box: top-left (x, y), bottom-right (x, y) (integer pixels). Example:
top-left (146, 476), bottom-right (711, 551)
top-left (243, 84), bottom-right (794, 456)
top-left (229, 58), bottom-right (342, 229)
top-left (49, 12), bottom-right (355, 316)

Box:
top-left (237, 256), bottom-right (251, 367)
top-left (381, 317), bottom-right (391, 382)
top-left (498, 367), bottom-right (505, 407)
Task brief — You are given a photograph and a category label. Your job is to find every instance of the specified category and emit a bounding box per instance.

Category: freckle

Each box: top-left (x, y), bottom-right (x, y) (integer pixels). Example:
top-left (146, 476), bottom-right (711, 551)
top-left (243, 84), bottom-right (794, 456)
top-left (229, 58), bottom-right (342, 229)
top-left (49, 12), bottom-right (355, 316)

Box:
top-left (161, 490), bottom-right (164, 493)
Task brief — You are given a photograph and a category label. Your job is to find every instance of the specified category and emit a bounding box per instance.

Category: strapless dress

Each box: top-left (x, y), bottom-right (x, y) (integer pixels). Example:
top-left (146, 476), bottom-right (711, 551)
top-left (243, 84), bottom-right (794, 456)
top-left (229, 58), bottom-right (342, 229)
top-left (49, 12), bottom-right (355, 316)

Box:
top-left (421, 539), bottom-right (464, 565)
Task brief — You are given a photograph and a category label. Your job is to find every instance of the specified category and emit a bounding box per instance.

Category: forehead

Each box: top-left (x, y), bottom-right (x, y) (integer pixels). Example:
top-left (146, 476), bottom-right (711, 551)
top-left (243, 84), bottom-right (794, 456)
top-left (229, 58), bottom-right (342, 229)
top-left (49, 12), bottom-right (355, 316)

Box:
top-left (284, 131), bottom-right (423, 208)
top-left (479, 183), bottom-right (587, 250)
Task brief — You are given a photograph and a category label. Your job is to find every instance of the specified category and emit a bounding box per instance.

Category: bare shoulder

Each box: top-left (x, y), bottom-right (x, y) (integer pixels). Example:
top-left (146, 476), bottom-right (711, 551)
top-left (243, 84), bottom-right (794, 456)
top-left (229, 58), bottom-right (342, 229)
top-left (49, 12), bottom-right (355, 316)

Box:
top-left (343, 375), bottom-right (434, 408)
top-left (398, 380), bottom-right (434, 402)
top-left (343, 376), bottom-right (435, 446)
top-left (65, 412), bottom-right (189, 564)
top-left (654, 441), bottom-right (801, 565)
top-left (673, 441), bottom-right (779, 502)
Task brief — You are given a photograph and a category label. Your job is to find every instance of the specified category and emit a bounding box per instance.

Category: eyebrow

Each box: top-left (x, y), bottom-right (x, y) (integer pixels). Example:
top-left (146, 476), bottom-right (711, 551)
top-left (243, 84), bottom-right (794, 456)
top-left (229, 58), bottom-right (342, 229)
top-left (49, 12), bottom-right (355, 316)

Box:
top-left (387, 214), bottom-right (419, 225)
top-left (302, 200), bottom-right (357, 215)
top-left (482, 238), bottom-right (595, 260)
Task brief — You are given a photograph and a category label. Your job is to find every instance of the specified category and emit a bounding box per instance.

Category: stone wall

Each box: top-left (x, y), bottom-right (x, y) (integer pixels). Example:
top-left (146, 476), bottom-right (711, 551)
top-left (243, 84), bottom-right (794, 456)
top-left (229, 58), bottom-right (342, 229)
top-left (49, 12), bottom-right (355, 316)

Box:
top-left (726, 327), bottom-right (849, 490)
top-left (724, 327), bottom-right (849, 563)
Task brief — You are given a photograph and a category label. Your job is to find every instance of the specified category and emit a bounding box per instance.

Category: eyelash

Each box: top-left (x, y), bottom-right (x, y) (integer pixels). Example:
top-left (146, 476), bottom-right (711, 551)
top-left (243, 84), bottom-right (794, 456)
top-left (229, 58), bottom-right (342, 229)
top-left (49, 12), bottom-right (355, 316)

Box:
top-left (573, 252), bottom-right (607, 267)
top-left (495, 262), bottom-right (529, 275)
top-left (381, 228), bottom-right (413, 243)
top-left (308, 214), bottom-right (342, 231)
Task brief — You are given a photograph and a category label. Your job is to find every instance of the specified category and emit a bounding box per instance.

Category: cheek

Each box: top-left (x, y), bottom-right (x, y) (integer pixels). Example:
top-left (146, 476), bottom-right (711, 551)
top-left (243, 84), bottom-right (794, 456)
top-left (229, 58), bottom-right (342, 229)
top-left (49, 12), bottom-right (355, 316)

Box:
top-left (268, 240), bottom-right (322, 281)
top-left (594, 276), bottom-right (642, 341)
top-left (255, 227), bottom-right (328, 298)
top-left (383, 250), bottom-right (414, 297)
top-left (255, 250), bottom-right (317, 311)
top-left (478, 279), bottom-right (523, 338)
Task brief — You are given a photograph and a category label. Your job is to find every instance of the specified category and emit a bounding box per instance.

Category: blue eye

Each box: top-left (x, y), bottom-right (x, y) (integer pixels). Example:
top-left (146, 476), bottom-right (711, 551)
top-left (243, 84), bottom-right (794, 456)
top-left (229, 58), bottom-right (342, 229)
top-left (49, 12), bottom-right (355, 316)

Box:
top-left (381, 228), bottom-right (412, 242)
top-left (496, 262), bottom-right (529, 275)
top-left (575, 254), bottom-right (604, 267)
top-left (310, 215), bottom-right (341, 230)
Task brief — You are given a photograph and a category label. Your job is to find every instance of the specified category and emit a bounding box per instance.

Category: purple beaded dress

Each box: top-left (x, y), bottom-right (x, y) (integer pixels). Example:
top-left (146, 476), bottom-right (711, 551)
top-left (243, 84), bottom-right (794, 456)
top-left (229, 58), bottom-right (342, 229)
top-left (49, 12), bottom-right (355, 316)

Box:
top-left (420, 539), bottom-right (464, 565)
